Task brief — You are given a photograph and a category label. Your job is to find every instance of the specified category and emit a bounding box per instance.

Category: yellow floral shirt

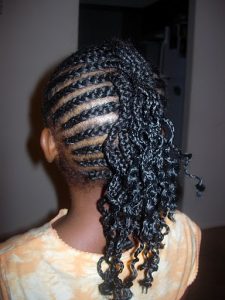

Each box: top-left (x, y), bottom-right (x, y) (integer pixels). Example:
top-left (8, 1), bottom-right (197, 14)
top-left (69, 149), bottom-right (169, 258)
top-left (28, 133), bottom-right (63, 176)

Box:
top-left (0, 210), bottom-right (201, 300)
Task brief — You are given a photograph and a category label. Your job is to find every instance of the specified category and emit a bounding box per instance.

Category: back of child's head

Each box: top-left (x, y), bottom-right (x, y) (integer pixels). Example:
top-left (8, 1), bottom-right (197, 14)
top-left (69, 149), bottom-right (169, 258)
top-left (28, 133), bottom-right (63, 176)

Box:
top-left (43, 39), bottom-right (204, 300)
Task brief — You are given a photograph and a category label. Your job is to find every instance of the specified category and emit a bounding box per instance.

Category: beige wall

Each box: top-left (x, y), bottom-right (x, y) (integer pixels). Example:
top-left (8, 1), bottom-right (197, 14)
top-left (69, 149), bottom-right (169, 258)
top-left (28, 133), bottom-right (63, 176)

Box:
top-left (182, 0), bottom-right (225, 228)
top-left (0, 0), bottom-right (79, 239)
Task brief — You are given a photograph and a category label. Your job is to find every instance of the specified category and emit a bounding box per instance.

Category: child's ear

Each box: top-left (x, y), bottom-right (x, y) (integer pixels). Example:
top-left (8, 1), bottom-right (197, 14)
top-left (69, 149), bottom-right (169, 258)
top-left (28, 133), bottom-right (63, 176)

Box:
top-left (40, 128), bottom-right (58, 163)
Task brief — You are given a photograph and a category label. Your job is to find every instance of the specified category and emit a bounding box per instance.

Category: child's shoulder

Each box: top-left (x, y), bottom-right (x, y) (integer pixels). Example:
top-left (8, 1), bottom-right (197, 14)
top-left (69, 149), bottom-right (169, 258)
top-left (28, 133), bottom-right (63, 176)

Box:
top-left (0, 209), bottom-right (67, 258)
top-left (0, 222), bottom-right (50, 257)
top-left (166, 210), bottom-right (201, 249)
top-left (173, 210), bottom-right (201, 234)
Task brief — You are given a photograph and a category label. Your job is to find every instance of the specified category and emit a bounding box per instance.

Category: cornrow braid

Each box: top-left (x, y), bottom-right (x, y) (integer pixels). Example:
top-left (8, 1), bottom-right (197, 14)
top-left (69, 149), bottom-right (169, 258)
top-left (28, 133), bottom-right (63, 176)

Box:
top-left (43, 39), bottom-right (205, 300)
top-left (46, 72), bottom-right (115, 113)
top-left (72, 144), bottom-right (103, 155)
top-left (52, 86), bottom-right (117, 123)
top-left (64, 123), bottom-right (114, 145)
top-left (62, 101), bottom-right (120, 130)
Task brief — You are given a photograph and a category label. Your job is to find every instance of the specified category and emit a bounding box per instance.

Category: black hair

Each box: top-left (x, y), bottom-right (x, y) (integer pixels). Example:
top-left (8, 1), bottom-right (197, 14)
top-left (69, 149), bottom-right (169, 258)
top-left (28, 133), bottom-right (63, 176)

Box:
top-left (43, 39), bottom-right (204, 300)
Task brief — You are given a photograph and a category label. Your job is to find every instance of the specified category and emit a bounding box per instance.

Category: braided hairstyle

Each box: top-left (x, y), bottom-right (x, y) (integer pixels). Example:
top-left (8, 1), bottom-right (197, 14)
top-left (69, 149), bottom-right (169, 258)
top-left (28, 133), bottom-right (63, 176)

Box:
top-left (43, 39), bottom-right (204, 300)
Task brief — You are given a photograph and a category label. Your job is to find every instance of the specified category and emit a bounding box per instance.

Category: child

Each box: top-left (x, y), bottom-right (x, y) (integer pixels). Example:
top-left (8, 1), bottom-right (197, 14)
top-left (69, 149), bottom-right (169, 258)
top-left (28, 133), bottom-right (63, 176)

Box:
top-left (0, 39), bottom-right (204, 300)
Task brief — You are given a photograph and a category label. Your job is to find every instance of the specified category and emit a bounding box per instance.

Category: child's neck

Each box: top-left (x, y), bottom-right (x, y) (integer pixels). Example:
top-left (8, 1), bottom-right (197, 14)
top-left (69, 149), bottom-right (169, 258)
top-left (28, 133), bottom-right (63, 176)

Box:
top-left (53, 182), bottom-right (106, 254)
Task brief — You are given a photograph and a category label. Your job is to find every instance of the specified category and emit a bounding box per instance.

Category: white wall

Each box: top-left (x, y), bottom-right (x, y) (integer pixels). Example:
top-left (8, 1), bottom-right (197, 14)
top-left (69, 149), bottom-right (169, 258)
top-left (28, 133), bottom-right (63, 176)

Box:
top-left (0, 0), bottom-right (79, 239)
top-left (182, 0), bottom-right (225, 228)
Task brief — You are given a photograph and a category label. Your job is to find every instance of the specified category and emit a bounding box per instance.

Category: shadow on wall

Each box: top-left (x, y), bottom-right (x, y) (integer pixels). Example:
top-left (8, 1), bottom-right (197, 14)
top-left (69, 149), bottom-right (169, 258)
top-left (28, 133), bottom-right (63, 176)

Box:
top-left (27, 67), bottom-right (71, 210)
top-left (0, 68), bottom-right (70, 243)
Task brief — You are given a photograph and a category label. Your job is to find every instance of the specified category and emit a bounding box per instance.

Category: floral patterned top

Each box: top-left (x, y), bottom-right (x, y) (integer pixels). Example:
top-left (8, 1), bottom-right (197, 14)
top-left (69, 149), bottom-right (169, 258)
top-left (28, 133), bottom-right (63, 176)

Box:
top-left (0, 209), bottom-right (201, 300)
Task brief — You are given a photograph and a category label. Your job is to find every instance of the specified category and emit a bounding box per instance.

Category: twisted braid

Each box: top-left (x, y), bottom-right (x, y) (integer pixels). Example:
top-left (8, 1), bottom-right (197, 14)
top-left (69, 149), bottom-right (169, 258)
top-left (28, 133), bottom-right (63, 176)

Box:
top-left (43, 39), bottom-right (204, 300)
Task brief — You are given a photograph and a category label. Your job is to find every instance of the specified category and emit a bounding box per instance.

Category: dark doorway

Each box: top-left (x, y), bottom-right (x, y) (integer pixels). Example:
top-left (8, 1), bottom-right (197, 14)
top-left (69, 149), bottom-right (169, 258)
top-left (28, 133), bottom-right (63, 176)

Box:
top-left (79, 0), bottom-right (189, 147)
